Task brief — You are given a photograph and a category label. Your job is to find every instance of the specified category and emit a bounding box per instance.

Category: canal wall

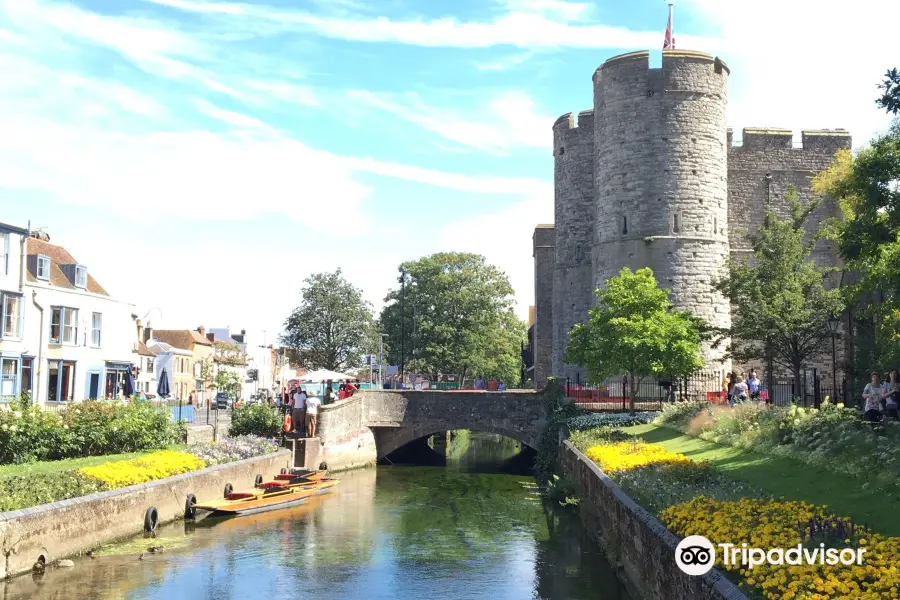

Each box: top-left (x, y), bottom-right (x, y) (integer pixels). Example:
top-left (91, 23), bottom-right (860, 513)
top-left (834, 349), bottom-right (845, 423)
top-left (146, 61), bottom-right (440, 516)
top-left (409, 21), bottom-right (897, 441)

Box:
top-left (317, 394), bottom-right (378, 472)
top-left (559, 441), bottom-right (747, 600)
top-left (0, 450), bottom-right (291, 580)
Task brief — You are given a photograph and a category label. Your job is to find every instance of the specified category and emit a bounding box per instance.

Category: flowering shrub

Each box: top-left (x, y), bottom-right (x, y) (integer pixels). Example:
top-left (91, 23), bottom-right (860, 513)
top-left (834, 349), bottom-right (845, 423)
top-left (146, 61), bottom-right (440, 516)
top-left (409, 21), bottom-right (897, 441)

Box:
top-left (186, 435), bottom-right (279, 466)
top-left (567, 411), bottom-right (657, 431)
top-left (569, 426), bottom-right (635, 451)
top-left (0, 399), bottom-right (183, 465)
top-left (80, 450), bottom-right (205, 488)
top-left (654, 399), bottom-right (708, 427)
top-left (613, 462), bottom-right (767, 516)
top-left (584, 440), bottom-right (694, 473)
top-left (660, 399), bottom-right (900, 489)
top-left (229, 404), bottom-right (282, 439)
top-left (661, 497), bottom-right (900, 599)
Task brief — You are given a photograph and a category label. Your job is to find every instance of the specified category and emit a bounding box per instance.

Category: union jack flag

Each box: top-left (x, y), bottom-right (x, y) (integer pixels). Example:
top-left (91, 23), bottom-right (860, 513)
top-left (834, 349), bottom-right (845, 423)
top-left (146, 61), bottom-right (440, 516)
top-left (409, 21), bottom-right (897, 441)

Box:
top-left (663, 5), bottom-right (675, 49)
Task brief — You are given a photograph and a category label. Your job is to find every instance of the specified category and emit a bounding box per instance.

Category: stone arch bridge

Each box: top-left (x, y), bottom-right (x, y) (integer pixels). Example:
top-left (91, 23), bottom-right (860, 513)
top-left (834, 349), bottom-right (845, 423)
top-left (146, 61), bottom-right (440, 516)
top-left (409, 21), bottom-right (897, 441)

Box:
top-left (303, 388), bottom-right (551, 471)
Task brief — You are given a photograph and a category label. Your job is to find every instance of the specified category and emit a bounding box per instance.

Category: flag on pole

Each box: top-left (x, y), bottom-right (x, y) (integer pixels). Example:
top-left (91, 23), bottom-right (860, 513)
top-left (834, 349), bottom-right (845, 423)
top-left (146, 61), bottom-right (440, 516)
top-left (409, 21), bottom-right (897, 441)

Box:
top-left (663, 3), bottom-right (675, 49)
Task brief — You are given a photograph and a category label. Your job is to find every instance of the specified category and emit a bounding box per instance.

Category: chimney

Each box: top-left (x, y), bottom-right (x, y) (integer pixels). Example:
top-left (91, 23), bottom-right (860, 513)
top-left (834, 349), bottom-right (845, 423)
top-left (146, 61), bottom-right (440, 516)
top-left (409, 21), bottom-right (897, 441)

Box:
top-left (145, 325), bottom-right (154, 344)
top-left (136, 320), bottom-right (144, 345)
top-left (241, 329), bottom-right (246, 336)
top-left (198, 326), bottom-right (205, 337)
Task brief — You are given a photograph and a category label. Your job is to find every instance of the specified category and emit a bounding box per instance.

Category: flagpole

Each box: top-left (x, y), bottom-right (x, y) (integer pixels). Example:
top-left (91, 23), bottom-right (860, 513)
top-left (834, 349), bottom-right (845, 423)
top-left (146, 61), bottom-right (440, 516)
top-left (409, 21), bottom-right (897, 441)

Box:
top-left (668, 2), bottom-right (674, 49)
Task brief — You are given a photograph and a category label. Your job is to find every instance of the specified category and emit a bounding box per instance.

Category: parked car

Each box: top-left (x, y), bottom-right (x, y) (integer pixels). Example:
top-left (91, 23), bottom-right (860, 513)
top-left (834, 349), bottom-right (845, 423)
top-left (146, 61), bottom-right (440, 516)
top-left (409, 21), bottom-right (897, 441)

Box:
top-left (215, 393), bottom-right (235, 410)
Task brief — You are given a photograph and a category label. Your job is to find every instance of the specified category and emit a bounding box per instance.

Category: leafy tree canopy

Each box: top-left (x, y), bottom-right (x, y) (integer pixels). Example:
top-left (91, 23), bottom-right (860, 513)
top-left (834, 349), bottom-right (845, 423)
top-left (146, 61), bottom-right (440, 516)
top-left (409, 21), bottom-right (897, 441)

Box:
top-left (379, 252), bottom-right (525, 386)
top-left (280, 269), bottom-right (375, 371)
top-left (877, 68), bottom-right (900, 115)
top-left (814, 117), bottom-right (900, 368)
top-left (715, 187), bottom-right (845, 385)
top-left (565, 267), bottom-right (706, 412)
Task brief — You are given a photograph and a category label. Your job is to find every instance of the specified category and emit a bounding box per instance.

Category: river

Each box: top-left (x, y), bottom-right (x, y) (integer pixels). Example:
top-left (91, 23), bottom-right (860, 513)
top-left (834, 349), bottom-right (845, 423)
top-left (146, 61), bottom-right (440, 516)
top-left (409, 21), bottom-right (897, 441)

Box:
top-left (2, 433), bottom-right (629, 600)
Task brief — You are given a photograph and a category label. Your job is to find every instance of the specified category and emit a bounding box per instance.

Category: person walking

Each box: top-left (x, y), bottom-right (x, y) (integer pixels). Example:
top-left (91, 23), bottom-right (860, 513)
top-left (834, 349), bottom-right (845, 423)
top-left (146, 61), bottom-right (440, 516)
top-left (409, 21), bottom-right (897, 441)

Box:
top-left (863, 372), bottom-right (885, 422)
top-left (305, 390), bottom-right (322, 438)
top-left (884, 370), bottom-right (900, 420)
top-left (292, 387), bottom-right (307, 435)
top-left (748, 370), bottom-right (761, 401)
top-left (731, 375), bottom-right (749, 404)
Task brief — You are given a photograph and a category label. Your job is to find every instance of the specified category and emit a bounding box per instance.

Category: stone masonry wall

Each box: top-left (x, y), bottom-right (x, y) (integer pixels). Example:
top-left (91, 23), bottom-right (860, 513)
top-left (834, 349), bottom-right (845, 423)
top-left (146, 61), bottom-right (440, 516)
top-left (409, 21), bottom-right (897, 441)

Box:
top-left (533, 225), bottom-right (555, 389)
top-left (593, 50), bottom-right (732, 371)
top-left (560, 441), bottom-right (747, 600)
top-left (316, 394), bottom-right (377, 472)
top-left (727, 128), bottom-right (852, 382)
top-left (0, 450), bottom-right (291, 579)
top-left (552, 110), bottom-right (595, 385)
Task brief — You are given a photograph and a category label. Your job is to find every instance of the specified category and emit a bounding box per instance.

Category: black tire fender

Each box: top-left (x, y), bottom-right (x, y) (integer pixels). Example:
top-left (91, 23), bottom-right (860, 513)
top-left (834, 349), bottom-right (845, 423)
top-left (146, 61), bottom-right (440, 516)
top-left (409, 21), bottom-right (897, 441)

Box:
top-left (255, 474), bottom-right (263, 488)
top-left (184, 494), bottom-right (197, 520)
top-left (223, 483), bottom-right (233, 498)
top-left (144, 507), bottom-right (159, 532)
top-left (280, 468), bottom-right (287, 475)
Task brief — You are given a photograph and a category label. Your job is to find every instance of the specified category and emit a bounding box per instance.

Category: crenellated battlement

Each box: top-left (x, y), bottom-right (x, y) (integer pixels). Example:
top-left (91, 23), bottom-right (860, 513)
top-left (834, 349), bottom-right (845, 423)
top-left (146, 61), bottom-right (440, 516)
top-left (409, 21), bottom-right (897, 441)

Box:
top-left (553, 110), bottom-right (594, 133)
top-left (597, 49), bottom-right (728, 75)
top-left (729, 127), bottom-right (852, 151)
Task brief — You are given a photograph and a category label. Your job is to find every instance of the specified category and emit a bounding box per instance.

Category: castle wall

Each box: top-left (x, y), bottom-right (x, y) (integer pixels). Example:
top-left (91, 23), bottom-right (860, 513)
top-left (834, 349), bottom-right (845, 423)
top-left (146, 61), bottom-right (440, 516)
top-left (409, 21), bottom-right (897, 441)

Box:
top-left (727, 128), bottom-right (851, 385)
top-left (592, 50), bottom-right (732, 371)
top-left (533, 225), bottom-right (555, 389)
top-left (551, 110), bottom-right (595, 384)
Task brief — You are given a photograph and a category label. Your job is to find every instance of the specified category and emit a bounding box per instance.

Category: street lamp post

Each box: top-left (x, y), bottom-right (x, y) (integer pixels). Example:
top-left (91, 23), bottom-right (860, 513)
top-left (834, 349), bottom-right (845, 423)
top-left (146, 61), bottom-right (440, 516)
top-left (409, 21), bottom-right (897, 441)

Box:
top-left (378, 333), bottom-right (388, 388)
top-left (826, 315), bottom-right (841, 401)
top-left (399, 268), bottom-right (406, 387)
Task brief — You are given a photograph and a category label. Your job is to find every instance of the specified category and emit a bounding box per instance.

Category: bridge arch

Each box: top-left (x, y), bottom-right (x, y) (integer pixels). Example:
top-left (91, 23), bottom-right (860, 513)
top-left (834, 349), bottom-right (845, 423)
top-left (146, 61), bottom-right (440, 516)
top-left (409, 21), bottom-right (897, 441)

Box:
top-left (315, 388), bottom-right (550, 470)
top-left (372, 423), bottom-right (537, 459)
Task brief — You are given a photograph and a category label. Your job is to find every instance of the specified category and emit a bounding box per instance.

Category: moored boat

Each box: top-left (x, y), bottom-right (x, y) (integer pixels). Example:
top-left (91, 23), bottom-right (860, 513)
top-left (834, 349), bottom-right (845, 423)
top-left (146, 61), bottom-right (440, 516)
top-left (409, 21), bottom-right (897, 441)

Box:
top-left (192, 470), bottom-right (339, 519)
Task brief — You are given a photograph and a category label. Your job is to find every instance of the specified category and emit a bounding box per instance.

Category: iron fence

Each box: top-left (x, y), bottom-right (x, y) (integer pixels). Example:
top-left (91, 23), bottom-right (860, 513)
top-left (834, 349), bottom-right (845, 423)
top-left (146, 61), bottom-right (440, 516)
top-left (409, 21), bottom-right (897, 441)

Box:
top-left (565, 372), bottom-right (850, 411)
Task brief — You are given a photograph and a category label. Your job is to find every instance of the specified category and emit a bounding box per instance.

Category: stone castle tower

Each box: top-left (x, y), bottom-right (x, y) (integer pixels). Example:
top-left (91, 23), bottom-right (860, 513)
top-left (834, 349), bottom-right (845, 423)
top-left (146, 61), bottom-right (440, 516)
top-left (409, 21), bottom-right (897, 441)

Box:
top-left (533, 49), bottom-right (851, 388)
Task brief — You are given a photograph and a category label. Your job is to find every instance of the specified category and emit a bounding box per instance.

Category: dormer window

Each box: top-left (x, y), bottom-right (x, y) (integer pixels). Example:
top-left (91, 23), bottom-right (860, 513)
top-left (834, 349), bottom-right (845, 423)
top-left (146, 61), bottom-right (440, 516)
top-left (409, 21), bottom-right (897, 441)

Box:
top-left (37, 255), bottom-right (50, 280)
top-left (75, 265), bottom-right (87, 288)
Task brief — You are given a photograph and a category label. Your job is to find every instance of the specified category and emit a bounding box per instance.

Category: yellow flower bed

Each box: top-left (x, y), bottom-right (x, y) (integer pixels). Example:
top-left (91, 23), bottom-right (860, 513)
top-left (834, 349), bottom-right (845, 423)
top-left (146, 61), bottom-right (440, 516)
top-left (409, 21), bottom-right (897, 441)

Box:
top-left (662, 497), bottom-right (900, 599)
top-left (80, 451), bottom-right (206, 488)
top-left (584, 440), bottom-right (694, 473)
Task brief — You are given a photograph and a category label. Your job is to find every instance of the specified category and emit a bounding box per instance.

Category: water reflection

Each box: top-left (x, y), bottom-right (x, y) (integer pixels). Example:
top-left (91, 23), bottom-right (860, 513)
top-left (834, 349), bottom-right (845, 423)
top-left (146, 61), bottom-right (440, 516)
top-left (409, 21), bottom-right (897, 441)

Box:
top-left (2, 436), bottom-right (628, 600)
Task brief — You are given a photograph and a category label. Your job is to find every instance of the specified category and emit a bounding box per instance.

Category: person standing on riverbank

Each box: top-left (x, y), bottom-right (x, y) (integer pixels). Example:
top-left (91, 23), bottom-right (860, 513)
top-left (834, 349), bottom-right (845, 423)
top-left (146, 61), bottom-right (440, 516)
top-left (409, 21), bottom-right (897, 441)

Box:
top-left (292, 388), bottom-right (307, 435)
top-left (306, 391), bottom-right (322, 437)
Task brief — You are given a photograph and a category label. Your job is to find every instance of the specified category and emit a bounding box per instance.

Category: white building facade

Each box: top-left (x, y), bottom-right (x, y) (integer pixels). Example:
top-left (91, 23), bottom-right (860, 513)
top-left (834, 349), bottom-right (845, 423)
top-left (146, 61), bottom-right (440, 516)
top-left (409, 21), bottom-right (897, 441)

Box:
top-left (0, 222), bottom-right (31, 401)
top-left (20, 232), bottom-right (136, 404)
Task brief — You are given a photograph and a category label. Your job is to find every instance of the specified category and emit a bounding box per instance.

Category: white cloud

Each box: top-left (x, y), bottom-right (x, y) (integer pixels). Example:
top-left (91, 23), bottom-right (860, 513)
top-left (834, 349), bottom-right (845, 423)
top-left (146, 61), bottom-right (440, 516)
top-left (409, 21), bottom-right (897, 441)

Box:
top-left (347, 89), bottom-right (551, 155)
top-left (475, 50), bottom-right (535, 72)
top-left (144, 0), bottom-right (721, 49)
top-left (682, 0), bottom-right (898, 147)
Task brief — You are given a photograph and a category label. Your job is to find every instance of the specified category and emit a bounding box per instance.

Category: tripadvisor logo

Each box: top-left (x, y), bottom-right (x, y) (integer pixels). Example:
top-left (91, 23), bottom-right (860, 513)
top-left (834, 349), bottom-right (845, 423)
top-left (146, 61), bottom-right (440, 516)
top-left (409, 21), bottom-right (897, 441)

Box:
top-left (674, 535), bottom-right (867, 576)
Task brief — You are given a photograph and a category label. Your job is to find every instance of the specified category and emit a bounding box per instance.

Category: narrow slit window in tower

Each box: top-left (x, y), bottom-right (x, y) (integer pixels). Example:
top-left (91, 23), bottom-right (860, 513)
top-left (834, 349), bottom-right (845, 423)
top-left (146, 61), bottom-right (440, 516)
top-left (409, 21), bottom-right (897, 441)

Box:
top-left (622, 216), bottom-right (628, 235)
top-left (713, 217), bottom-right (718, 234)
top-left (673, 214), bottom-right (680, 233)
top-left (575, 246), bottom-right (583, 262)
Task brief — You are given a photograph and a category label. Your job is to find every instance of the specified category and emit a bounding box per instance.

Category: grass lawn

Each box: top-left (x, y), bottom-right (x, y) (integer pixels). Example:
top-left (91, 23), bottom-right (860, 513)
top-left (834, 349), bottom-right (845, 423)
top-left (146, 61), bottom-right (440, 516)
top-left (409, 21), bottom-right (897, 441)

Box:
top-left (0, 445), bottom-right (186, 478)
top-left (624, 423), bottom-right (900, 537)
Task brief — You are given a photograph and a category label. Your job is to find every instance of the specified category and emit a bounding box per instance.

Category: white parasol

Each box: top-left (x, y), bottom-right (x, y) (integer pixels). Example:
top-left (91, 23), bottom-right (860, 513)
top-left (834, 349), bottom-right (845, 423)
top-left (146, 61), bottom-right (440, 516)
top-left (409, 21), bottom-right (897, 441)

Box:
top-left (299, 369), bottom-right (354, 382)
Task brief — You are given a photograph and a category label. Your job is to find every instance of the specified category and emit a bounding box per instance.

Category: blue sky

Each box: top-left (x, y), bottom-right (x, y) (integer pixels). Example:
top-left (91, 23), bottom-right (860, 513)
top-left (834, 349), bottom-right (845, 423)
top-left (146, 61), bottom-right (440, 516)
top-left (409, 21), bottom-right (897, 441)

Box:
top-left (0, 0), bottom-right (895, 345)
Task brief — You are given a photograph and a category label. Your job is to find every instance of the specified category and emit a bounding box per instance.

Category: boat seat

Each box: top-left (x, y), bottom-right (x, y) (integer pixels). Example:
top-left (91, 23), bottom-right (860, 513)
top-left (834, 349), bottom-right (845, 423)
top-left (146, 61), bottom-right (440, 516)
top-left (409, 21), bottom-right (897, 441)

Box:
top-left (226, 492), bottom-right (256, 500)
top-left (260, 482), bottom-right (290, 490)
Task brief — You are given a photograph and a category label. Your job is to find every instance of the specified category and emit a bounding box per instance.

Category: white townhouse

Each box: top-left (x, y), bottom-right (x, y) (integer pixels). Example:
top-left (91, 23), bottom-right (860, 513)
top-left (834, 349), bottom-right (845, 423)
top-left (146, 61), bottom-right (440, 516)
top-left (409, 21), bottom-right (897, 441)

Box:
top-left (22, 231), bottom-right (136, 404)
top-left (0, 222), bottom-right (31, 401)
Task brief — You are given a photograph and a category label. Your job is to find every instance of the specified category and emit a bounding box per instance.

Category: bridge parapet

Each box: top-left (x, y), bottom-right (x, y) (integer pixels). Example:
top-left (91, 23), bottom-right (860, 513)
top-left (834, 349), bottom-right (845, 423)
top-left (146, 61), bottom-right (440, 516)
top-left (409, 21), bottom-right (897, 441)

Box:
top-left (316, 388), bottom-right (551, 470)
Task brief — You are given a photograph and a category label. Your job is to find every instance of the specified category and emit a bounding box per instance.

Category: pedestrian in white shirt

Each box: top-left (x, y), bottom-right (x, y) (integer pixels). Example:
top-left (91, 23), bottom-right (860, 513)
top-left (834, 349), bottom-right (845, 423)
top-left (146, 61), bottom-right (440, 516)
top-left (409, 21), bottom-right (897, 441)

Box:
top-left (291, 388), bottom-right (307, 434)
top-left (863, 372), bottom-right (884, 422)
top-left (305, 391), bottom-right (322, 438)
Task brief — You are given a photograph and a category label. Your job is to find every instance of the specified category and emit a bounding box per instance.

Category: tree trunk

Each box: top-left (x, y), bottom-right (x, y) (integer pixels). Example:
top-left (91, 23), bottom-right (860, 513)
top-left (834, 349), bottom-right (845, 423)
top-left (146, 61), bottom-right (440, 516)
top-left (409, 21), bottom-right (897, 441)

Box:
top-left (628, 372), bottom-right (637, 415)
top-left (792, 363), bottom-right (803, 405)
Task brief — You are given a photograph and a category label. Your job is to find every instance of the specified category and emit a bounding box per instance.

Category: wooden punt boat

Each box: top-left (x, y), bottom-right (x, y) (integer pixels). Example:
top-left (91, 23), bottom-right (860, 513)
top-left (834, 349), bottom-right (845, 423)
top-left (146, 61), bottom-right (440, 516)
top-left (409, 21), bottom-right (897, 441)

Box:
top-left (193, 471), bottom-right (339, 518)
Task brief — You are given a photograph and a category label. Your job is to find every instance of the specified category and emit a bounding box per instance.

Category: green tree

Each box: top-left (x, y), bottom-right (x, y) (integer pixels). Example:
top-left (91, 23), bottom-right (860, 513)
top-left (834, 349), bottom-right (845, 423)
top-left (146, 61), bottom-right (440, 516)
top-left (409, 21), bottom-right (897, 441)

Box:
top-left (214, 369), bottom-right (242, 399)
top-left (280, 269), bottom-right (375, 371)
top-left (565, 267), bottom-right (705, 413)
top-left (877, 68), bottom-right (900, 115)
top-left (714, 187), bottom-right (845, 389)
top-left (379, 252), bottom-right (525, 387)
top-left (814, 120), bottom-right (900, 369)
